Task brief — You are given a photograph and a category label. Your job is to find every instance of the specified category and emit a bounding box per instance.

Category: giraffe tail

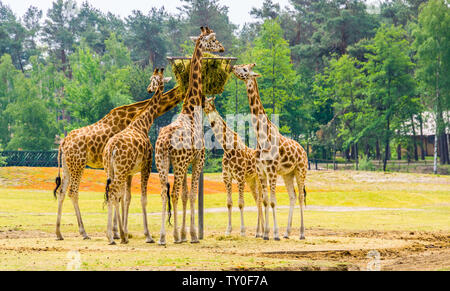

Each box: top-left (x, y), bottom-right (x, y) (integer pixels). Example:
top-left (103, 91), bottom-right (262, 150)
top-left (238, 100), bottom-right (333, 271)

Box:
top-left (166, 182), bottom-right (172, 225)
top-left (53, 141), bottom-right (63, 199)
top-left (105, 178), bottom-right (112, 203)
top-left (303, 186), bottom-right (307, 207)
top-left (104, 149), bottom-right (115, 206)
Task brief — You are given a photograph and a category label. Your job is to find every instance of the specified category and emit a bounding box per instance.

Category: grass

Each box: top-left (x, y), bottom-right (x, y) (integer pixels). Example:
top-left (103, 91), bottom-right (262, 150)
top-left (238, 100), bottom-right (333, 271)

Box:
top-left (0, 167), bottom-right (449, 270)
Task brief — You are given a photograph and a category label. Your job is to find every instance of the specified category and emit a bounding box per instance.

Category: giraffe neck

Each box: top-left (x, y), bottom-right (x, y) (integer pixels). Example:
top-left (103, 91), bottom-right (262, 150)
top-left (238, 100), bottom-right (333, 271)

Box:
top-left (207, 110), bottom-right (244, 151)
top-left (181, 40), bottom-right (204, 115)
top-left (246, 78), bottom-right (273, 126)
top-left (128, 86), bottom-right (164, 133)
top-left (95, 86), bottom-right (182, 131)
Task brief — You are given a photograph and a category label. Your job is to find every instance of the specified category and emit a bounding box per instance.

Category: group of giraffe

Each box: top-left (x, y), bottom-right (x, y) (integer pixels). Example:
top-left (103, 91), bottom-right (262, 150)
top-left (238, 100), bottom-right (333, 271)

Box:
top-left (53, 26), bottom-right (308, 246)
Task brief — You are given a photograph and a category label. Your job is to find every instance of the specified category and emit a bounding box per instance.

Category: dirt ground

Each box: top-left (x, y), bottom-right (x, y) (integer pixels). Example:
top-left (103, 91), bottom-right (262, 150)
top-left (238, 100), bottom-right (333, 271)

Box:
top-left (0, 228), bottom-right (448, 271)
top-left (0, 167), bottom-right (448, 270)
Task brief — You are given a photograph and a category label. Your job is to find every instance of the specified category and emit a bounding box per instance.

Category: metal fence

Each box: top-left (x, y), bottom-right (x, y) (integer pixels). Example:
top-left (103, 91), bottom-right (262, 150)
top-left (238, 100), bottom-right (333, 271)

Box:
top-left (0, 151), bottom-right (59, 167)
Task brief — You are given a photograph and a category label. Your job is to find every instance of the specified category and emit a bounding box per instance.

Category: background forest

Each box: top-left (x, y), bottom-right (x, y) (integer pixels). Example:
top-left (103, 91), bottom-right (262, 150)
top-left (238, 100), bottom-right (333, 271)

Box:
top-left (0, 0), bottom-right (449, 172)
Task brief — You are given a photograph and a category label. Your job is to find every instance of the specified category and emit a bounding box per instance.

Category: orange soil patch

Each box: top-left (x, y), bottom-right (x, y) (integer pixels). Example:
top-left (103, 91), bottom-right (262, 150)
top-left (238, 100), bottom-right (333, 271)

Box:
top-left (0, 167), bottom-right (245, 195)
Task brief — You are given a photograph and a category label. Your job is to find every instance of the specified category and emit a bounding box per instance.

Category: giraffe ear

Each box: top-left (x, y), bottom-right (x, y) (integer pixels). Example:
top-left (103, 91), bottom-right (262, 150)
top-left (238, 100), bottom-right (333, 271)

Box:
top-left (163, 77), bottom-right (172, 83)
top-left (190, 36), bottom-right (199, 42)
top-left (205, 33), bottom-right (216, 41)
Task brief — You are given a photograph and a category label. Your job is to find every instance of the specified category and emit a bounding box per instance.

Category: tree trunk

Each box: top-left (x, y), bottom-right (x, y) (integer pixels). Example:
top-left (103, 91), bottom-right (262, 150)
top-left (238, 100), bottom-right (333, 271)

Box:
top-left (376, 139), bottom-right (381, 160)
top-left (419, 113), bottom-right (426, 160)
top-left (397, 144), bottom-right (402, 160)
top-left (383, 117), bottom-right (391, 172)
top-left (411, 115), bottom-right (418, 161)
top-left (354, 143), bottom-right (359, 170)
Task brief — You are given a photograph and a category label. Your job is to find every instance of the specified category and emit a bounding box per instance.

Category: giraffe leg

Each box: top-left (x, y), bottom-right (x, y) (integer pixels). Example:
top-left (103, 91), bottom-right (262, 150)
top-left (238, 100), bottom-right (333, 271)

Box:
top-left (295, 168), bottom-right (307, 240)
top-left (249, 178), bottom-right (263, 238)
top-left (115, 198), bottom-right (128, 244)
top-left (171, 172), bottom-right (183, 244)
top-left (237, 180), bottom-right (246, 236)
top-left (180, 173), bottom-right (188, 243)
top-left (113, 211), bottom-right (120, 239)
top-left (282, 174), bottom-right (296, 239)
top-left (122, 175), bottom-right (132, 239)
top-left (67, 164), bottom-right (90, 240)
top-left (106, 200), bottom-right (116, 245)
top-left (55, 156), bottom-right (69, 240)
top-left (223, 170), bottom-right (233, 236)
top-left (157, 155), bottom-right (170, 246)
top-left (141, 162), bottom-right (154, 243)
top-left (268, 174), bottom-right (280, 241)
top-left (189, 155), bottom-right (204, 244)
top-left (259, 170), bottom-right (270, 240)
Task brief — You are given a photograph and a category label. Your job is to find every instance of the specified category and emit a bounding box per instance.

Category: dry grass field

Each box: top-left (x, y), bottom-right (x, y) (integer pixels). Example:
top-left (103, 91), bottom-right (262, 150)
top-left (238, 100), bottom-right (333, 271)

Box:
top-left (0, 167), bottom-right (449, 270)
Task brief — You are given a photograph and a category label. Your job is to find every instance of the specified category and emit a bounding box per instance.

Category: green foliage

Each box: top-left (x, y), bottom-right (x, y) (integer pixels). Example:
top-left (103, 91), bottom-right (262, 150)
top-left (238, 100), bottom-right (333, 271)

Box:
top-left (0, 0), bottom-right (447, 169)
top-left (358, 155), bottom-right (375, 171)
top-left (64, 35), bottom-right (132, 130)
top-left (0, 143), bottom-right (5, 165)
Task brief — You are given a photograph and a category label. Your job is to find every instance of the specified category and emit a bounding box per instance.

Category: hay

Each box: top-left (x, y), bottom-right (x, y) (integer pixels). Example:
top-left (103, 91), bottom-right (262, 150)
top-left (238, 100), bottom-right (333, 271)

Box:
top-left (171, 53), bottom-right (233, 95)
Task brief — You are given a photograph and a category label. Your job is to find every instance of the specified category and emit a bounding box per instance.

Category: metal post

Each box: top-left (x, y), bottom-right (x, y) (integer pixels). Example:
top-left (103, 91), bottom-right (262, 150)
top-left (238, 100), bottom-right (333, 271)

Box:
top-left (198, 170), bottom-right (204, 240)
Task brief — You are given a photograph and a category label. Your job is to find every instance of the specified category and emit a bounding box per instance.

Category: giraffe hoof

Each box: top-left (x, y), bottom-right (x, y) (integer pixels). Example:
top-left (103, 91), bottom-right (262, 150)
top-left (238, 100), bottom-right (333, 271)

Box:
top-left (263, 237), bottom-right (269, 241)
top-left (146, 239), bottom-right (155, 244)
top-left (190, 240), bottom-right (200, 244)
top-left (274, 237), bottom-right (281, 241)
top-left (174, 240), bottom-right (182, 244)
top-left (120, 240), bottom-right (129, 245)
top-left (299, 236), bottom-right (305, 240)
top-left (109, 241), bottom-right (116, 245)
top-left (56, 237), bottom-right (64, 241)
top-left (113, 234), bottom-right (120, 240)
top-left (283, 235), bottom-right (289, 239)
top-left (83, 236), bottom-right (91, 240)
top-left (158, 241), bottom-right (166, 246)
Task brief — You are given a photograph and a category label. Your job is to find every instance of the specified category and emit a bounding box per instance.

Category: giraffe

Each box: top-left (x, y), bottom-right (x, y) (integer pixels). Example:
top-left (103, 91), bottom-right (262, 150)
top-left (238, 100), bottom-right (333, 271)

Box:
top-left (203, 97), bottom-right (264, 237)
top-left (155, 26), bottom-right (225, 245)
top-left (102, 68), bottom-right (171, 245)
top-left (53, 84), bottom-right (183, 241)
top-left (232, 64), bottom-right (308, 240)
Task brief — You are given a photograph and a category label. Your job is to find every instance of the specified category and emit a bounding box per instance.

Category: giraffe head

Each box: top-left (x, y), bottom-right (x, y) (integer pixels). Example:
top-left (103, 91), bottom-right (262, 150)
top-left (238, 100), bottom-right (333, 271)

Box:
top-left (232, 63), bottom-right (261, 81)
top-left (190, 26), bottom-right (225, 53)
top-left (203, 96), bottom-right (217, 114)
top-left (147, 68), bottom-right (172, 93)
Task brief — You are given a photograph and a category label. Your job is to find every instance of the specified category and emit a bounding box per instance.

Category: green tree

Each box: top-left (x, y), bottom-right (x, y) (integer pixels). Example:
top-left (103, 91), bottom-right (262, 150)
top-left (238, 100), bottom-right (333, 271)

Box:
top-left (362, 25), bottom-right (416, 171)
top-left (0, 54), bottom-right (19, 146)
top-left (314, 54), bottom-right (367, 164)
top-left (41, 0), bottom-right (79, 76)
top-left (413, 0), bottom-right (450, 169)
top-left (253, 19), bottom-right (296, 116)
top-left (125, 8), bottom-right (169, 68)
top-left (64, 36), bottom-right (132, 130)
top-left (0, 2), bottom-right (27, 71)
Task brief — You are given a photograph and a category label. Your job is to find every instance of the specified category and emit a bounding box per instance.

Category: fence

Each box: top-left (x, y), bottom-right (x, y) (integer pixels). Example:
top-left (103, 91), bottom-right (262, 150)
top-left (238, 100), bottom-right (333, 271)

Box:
top-left (0, 151), bottom-right (59, 167)
top-left (1, 151), bottom-right (446, 174)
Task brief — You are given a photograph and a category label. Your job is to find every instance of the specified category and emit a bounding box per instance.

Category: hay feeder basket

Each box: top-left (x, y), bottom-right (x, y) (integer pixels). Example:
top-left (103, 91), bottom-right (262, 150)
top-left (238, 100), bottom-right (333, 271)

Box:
top-left (167, 56), bottom-right (238, 95)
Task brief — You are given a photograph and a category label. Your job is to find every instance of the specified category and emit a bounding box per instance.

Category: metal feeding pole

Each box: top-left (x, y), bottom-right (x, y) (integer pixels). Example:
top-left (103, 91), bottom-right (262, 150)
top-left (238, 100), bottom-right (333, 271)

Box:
top-left (198, 169), bottom-right (204, 240)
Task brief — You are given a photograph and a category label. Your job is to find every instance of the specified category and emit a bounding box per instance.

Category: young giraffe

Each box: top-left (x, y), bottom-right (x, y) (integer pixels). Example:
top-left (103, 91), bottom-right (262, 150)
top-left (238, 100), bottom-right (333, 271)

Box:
top-left (53, 82), bottom-right (183, 241)
top-left (204, 97), bottom-right (264, 237)
top-left (232, 64), bottom-right (308, 240)
top-left (102, 68), bottom-right (172, 245)
top-left (155, 26), bottom-right (225, 245)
